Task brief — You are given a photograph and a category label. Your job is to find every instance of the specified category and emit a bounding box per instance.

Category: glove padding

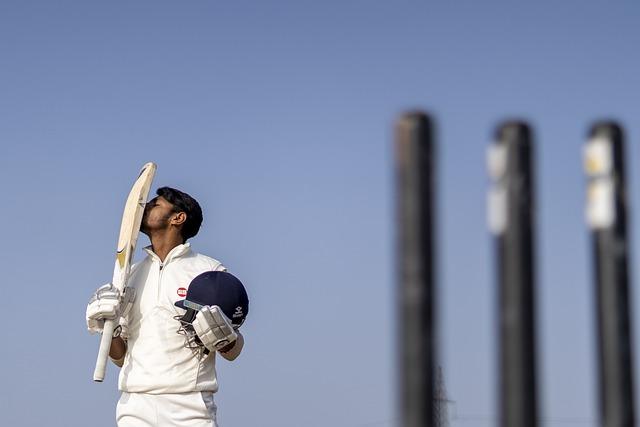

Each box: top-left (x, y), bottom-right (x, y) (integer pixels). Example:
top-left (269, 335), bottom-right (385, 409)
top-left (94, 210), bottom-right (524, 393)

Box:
top-left (193, 305), bottom-right (238, 352)
top-left (86, 283), bottom-right (135, 335)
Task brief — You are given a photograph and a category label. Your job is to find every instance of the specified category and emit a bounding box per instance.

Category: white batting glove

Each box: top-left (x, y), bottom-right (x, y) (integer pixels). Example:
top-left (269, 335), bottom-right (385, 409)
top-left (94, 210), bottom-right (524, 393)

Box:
top-left (193, 306), bottom-right (238, 352)
top-left (86, 284), bottom-right (135, 335)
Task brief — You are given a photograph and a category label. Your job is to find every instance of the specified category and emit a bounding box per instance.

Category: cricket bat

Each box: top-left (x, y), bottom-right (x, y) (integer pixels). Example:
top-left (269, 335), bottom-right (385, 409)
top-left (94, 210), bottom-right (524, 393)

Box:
top-left (93, 162), bottom-right (157, 382)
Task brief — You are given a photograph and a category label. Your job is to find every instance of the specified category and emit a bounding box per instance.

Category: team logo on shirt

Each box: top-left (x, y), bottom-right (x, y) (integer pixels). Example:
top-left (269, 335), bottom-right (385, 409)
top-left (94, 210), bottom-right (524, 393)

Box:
top-left (177, 287), bottom-right (187, 297)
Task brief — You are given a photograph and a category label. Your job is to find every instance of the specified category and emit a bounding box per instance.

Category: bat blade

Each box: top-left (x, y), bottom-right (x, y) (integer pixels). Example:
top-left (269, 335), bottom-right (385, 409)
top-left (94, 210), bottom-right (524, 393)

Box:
top-left (93, 162), bottom-right (157, 382)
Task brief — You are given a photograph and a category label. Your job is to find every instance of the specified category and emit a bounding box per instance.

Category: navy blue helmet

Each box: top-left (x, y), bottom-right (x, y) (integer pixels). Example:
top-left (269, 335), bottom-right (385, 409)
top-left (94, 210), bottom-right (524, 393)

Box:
top-left (175, 271), bottom-right (249, 328)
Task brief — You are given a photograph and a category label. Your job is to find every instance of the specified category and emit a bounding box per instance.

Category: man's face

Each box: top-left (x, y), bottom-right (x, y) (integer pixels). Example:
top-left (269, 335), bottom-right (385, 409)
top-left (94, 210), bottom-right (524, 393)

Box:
top-left (141, 196), bottom-right (176, 235)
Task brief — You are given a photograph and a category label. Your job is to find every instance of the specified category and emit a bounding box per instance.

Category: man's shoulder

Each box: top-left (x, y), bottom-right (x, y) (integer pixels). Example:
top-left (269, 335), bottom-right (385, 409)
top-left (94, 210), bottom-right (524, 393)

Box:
top-left (186, 250), bottom-right (227, 272)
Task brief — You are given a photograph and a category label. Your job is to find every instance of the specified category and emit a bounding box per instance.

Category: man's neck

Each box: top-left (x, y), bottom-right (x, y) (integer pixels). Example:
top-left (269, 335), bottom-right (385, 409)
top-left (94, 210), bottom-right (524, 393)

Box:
top-left (148, 231), bottom-right (185, 262)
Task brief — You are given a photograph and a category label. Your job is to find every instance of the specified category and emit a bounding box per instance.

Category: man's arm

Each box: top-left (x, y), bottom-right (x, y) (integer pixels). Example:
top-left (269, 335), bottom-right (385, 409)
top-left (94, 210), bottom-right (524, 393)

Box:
top-left (193, 306), bottom-right (245, 360)
top-left (110, 337), bottom-right (127, 367)
top-left (87, 284), bottom-right (134, 368)
top-left (219, 332), bottom-right (244, 361)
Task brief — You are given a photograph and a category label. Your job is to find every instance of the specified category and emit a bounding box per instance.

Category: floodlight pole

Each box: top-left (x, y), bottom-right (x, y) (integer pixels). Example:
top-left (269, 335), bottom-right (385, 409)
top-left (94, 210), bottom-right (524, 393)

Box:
top-left (396, 112), bottom-right (436, 427)
top-left (488, 122), bottom-right (538, 427)
top-left (584, 122), bottom-right (635, 427)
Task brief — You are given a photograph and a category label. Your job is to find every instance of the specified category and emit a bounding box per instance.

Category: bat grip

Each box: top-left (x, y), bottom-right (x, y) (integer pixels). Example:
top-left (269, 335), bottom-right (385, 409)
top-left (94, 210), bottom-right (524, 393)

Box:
top-left (93, 319), bottom-right (116, 382)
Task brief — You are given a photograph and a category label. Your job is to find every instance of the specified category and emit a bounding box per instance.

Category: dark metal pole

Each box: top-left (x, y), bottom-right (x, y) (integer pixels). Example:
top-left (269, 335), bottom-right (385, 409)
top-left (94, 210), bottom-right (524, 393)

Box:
top-left (396, 112), bottom-right (436, 427)
top-left (488, 121), bottom-right (538, 427)
top-left (584, 122), bottom-right (635, 427)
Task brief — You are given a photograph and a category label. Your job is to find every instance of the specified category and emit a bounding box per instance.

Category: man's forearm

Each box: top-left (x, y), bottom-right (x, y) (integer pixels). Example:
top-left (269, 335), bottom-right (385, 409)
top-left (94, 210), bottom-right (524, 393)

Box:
top-left (219, 332), bottom-right (244, 361)
top-left (110, 336), bottom-right (127, 363)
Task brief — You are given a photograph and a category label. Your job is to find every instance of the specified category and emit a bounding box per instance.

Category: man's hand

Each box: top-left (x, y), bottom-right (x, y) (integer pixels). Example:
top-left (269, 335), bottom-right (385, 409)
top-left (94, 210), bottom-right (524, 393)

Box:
top-left (86, 284), bottom-right (135, 335)
top-left (193, 305), bottom-right (238, 352)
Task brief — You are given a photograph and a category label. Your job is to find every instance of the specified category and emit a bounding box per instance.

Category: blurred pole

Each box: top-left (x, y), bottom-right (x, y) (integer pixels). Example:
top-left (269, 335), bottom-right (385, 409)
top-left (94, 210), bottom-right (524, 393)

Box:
top-left (487, 122), bottom-right (538, 427)
top-left (584, 122), bottom-right (635, 427)
top-left (396, 112), bottom-right (435, 427)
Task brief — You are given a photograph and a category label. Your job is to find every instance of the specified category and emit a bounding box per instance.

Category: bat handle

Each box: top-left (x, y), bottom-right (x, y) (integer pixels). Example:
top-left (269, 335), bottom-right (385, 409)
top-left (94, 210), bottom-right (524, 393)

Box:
top-left (93, 319), bottom-right (116, 382)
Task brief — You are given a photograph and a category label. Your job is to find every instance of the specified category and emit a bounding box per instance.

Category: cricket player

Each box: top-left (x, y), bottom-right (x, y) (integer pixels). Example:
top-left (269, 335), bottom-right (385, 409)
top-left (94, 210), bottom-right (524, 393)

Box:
top-left (86, 187), bottom-right (245, 427)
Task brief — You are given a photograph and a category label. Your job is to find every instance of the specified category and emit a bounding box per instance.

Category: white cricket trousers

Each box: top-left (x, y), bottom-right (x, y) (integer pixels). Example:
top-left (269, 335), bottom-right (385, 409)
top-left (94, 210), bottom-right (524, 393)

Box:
top-left (117, 391), bottom-right (218, 427)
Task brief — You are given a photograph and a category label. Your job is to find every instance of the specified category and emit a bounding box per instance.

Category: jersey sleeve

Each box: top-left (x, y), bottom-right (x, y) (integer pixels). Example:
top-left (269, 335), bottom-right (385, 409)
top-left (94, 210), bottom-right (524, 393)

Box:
top-left (208, 258), bottom-right (227, 272)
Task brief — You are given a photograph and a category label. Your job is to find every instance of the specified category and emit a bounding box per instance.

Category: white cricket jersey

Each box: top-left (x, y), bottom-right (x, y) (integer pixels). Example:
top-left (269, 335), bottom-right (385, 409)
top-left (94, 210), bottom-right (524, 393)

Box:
top-left (118, 243), bottom-right (227, 394)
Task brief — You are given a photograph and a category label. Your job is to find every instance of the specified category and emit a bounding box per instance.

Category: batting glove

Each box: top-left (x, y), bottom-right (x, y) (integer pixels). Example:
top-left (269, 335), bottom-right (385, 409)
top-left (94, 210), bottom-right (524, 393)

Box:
top-left (193, 305), bottom-right (238, 352)
top-left (86, 283), bottom-right (135, 335)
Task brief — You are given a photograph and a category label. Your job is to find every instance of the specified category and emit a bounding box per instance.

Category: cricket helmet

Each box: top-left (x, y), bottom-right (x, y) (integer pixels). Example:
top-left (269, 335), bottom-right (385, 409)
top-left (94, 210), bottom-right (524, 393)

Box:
top-left (175, 271), bottom-right (249, 328)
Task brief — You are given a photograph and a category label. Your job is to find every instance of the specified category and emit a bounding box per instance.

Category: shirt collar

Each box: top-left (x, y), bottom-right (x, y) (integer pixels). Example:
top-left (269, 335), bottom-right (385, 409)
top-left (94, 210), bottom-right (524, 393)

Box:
top-left (144, 242), bottom-right (191, 264)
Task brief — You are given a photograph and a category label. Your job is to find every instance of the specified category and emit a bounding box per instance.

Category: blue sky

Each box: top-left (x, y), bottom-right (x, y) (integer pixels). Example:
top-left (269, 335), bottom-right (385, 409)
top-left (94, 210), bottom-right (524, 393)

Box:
top-left (1, 1), bottom-right (640, 426)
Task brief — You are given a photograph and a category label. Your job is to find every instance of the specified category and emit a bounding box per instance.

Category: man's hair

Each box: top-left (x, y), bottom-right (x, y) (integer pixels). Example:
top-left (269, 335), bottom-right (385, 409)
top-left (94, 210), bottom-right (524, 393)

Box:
top-left (156, 187), bottom-right (203, 241)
